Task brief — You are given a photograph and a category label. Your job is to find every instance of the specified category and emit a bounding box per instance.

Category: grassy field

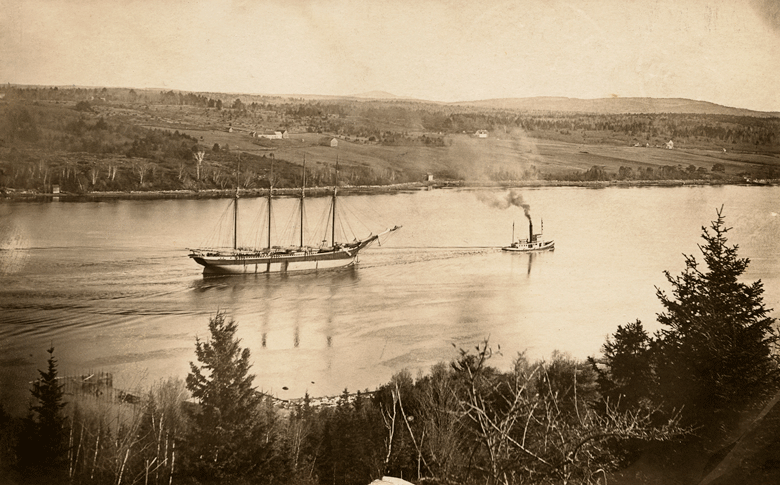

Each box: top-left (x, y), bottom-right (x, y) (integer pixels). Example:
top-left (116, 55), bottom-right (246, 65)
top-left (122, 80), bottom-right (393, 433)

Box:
top-left (139, 105), bottom-right (780, 183)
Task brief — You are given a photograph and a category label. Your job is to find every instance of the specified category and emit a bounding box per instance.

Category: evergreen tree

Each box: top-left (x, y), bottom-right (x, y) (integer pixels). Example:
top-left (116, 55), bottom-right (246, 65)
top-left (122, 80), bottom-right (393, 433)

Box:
top-left (653, 207), bottom-right (779, 426)
top-left (590, 319), bottom-right (654, 410)
top-left (595, 208), bottom-right (779, 433)
top-left (185, 311), bottom-right (271, 481)
top-left (17, 347), bottom-right (68, 481)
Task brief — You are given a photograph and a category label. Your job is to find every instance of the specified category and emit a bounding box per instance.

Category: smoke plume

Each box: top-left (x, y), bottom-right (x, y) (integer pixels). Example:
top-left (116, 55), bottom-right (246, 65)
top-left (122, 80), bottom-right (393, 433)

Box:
top-left (477, 189), bottom-right (532, 220)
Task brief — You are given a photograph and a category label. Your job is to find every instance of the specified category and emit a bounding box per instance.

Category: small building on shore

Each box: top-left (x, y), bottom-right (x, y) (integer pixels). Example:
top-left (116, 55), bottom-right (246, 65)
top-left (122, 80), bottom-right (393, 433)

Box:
top-left (257, 129), bottom-right (289, 140)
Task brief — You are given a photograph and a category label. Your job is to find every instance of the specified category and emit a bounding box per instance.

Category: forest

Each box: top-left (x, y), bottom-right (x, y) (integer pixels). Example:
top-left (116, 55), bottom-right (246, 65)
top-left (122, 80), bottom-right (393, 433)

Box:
top-left (1, 86), bottom-right (779, 196)
top-left (1, 210), bottom-right (778, 485)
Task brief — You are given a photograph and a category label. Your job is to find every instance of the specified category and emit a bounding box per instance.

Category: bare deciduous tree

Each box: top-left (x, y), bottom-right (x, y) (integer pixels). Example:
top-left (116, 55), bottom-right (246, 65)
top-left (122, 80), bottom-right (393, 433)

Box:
top-left (452, 341), bottom-right (689, 485)
top-left (193, 150), bottom-right (205, 181)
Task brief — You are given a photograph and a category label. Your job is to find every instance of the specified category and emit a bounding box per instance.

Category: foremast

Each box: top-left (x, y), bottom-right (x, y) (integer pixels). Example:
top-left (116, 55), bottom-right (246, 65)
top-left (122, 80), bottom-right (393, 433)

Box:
top-left (233, 152), bottom-right (240, 250)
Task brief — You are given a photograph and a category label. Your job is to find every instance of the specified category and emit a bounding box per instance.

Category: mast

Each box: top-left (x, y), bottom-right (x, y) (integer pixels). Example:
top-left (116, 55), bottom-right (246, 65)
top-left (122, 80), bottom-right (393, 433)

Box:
top-left (233, 153), bottom-right (240, 250)
top-left (300, 155), bottom-right (306, 248)
top-left (267, 158), bottom-right (273, 250)
top-left (332, 156), bottom-right (338, 246)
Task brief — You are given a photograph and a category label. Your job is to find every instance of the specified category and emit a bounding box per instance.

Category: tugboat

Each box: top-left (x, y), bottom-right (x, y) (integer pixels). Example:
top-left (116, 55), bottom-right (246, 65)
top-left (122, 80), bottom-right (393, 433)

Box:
top-left (502, 219), bottom-right (554, 252)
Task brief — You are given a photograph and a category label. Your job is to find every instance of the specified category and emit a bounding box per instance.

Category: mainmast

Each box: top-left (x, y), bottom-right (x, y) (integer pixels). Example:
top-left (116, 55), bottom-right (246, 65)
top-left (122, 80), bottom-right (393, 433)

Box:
top-left (300, 155), bottom-right (306, 248)
top-left (267, 158), bottom-right (273, 250)
top-left (332, 156), bottom-right (338, 246)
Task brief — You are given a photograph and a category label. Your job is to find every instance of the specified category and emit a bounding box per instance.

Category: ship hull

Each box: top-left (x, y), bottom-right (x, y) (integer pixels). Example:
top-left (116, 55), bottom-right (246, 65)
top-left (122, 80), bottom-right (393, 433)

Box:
top-left (189, 232), bottom-right (391, 275)
top-left (192, 250), bottom-right (359, 275)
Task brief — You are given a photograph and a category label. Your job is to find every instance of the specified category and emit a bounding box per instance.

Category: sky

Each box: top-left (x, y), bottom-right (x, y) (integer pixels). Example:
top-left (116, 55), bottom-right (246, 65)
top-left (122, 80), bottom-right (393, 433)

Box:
top-left (2, 0), bottom-right (779, 111)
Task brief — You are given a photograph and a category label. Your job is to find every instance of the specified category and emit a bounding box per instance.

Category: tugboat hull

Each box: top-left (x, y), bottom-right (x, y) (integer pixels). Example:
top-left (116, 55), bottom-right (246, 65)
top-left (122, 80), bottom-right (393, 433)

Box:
top-left (502, 219), bottom-right (554, 252)
top-left (501, 241), bottom-right (555, 252)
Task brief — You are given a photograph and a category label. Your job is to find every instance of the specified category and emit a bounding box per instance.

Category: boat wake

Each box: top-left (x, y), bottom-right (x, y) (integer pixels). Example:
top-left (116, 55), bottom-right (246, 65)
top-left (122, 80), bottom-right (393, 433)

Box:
top-left (359, 246), bottom-right (499, 270)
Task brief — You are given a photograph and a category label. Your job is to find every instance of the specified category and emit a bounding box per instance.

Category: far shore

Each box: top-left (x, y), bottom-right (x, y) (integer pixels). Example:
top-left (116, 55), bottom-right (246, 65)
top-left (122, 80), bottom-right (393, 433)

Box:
top-left (1, 177), bottom-right (777, 202)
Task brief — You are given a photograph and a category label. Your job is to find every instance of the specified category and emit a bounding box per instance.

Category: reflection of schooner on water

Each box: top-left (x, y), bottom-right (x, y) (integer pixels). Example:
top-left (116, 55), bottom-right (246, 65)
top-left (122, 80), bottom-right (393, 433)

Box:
top-left (189, 156), bottom-right (401, 274)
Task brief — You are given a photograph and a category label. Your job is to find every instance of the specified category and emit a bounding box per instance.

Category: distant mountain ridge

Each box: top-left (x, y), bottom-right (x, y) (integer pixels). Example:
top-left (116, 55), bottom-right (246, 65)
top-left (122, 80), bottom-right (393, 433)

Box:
top-left (351, 90), bottom-right (402, 99)
top-left (453, 96), bottom-right (780, 117)
top-left (4, 83), bottom-right (776, 116)
top-left (300, 91), bottom-right (778, 116)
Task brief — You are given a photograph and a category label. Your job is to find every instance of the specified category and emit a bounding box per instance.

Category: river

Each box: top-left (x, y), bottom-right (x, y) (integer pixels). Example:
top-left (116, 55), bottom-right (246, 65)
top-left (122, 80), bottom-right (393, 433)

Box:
top-left (1, 185), bottom-right (778, 414)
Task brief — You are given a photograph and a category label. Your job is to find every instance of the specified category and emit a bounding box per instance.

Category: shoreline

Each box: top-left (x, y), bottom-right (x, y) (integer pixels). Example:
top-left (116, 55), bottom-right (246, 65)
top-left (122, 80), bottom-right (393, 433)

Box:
top-left (1, 178), bottom-right (777, 201)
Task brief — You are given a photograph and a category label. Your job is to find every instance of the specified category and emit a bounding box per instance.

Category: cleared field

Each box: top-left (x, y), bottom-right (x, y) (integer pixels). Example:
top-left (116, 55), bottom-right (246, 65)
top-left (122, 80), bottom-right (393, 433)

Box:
top-left (138, 109), bottom-right (780, 182)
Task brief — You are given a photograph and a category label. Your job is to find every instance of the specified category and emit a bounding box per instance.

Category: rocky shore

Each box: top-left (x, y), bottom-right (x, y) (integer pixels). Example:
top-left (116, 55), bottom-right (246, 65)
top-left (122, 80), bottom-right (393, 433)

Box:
top-left (3, 177), bottom-right (775, 202)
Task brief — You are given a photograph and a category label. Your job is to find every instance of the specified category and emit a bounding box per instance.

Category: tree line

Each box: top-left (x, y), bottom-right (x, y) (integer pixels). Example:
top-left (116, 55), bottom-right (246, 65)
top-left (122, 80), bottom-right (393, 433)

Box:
top-left (1, 210), bottom-right (777, 484)
top-left (6, 86), bottom-right (778, 149)
top-left (1, 100), bottom-right (419, 194)
top-left (2, 86), bottom-right (280, 112)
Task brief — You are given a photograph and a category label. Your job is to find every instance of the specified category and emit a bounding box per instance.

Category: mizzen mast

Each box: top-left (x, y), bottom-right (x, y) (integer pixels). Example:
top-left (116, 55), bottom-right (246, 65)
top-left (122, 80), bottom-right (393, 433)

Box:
top-left (233, 152), bottom-right (240, 250)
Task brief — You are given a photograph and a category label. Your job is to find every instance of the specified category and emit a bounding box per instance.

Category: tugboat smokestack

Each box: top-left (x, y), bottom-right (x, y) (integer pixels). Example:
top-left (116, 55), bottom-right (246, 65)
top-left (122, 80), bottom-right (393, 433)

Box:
top-left (529, 221), bottom-right (533, 241)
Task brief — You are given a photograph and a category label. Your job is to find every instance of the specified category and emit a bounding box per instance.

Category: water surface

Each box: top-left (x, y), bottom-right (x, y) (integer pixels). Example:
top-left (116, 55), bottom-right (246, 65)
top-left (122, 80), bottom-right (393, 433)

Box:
top-left (1, 185), bottom-right (778, 414)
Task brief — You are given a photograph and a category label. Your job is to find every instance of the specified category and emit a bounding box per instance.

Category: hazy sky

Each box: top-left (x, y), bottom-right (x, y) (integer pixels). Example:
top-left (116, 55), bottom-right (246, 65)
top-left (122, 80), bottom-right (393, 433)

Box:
top-left (2, 0), bottom-right (779, 111)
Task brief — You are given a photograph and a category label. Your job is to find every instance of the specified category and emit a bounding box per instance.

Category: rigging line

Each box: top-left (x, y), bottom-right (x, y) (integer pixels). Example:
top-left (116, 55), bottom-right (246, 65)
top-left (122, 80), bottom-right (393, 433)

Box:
top-left (264, 210), bottom-right (275, 248)
top-left (300, 199), bottom-right (310, 247)
top-left (348, 194), bottom-right (388, 226)
top-left (326, 203), bottom-right (335, 245)
top-left (252, 212), bottom-right (265, 249)
top-left (334, 211), bottom-right (346, 242)
top-left (335, 210), bottom-right (349, 243)
top-left (250, 199), bottom-right (269, 249)
top-left (279, 200), bottom-right (299, 247)
top-left (206, 204), bottom-right (230, 247)
top-left (339, 197), bottom-right (374, 234)
top-left (339, 200), bottom-right (370, 239)
top-left (349, 194), bottom-right (385, 222)
top-left (202, 200), bottom-right (235, 248)
top-left (340, 209), bottom-right (359, 241)
top-left (309, 201), bottom-right (330, 247)
top-left (270, 210), bottom-right (278, 247)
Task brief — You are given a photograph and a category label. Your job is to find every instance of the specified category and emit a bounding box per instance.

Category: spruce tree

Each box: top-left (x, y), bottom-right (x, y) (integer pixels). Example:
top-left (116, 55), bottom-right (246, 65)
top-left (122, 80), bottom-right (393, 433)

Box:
top-left (185, 311), bottom-right (267, 480)
top-left (594, 208), bottom-right (779, 436)
top-left (18, 346), bottom-right (68, 481)
top-left (653, 207), bottom-right (779, 426)
top-left (590, 320), bottom-right (654, 411)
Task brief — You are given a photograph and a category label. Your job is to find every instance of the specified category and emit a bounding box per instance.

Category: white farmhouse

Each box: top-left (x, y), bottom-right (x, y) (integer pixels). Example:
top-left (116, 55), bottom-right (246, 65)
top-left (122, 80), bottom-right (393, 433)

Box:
top-left (258, 130), bottom-right (283, 140)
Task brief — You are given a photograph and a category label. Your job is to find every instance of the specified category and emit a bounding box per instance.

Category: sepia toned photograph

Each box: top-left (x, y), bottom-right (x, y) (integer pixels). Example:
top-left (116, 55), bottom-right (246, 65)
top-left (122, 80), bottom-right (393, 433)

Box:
top-left (1, 1), bottom-right (779, 483)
